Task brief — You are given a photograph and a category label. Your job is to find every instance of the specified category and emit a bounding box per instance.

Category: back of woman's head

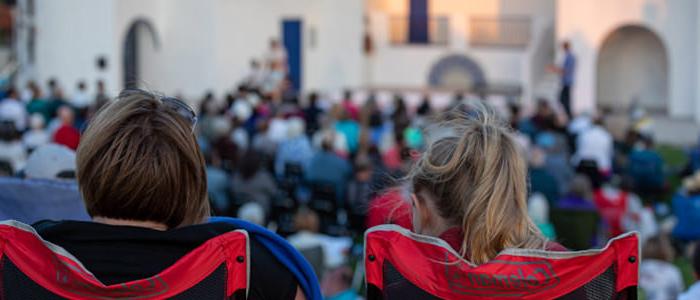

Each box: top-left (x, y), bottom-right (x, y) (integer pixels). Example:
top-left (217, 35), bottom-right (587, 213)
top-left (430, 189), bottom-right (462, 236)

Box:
top-left (76, 90), bottom-right (209, 228)
top-left (409, 106), bottom-right (544, 264)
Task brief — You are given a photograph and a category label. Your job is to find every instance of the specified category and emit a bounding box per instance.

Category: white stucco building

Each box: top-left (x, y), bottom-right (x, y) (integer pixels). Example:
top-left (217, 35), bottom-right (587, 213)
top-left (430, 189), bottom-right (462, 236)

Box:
top-left (13, 0), bottom-right (700, 122)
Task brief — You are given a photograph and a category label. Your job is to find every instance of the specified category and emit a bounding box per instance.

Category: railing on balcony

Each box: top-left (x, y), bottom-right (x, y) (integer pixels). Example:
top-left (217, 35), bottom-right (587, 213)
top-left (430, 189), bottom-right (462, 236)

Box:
top-left (389, 16), bottom-right (449, 46)
top-left (470, 16), bottom-right (531, 48)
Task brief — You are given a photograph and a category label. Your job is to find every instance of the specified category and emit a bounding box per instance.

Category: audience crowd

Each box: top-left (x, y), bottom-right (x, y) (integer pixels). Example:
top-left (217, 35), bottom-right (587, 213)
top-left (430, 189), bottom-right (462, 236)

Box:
top-left (3, 41), bottom-right (700, 299)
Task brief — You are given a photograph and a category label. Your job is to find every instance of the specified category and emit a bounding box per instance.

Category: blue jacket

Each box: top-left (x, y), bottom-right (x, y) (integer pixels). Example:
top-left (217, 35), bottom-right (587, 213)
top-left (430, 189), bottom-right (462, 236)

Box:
top-left (672, 191), bottom-right (700, 241)
top-left (210, 217), bottom-right (322, 300)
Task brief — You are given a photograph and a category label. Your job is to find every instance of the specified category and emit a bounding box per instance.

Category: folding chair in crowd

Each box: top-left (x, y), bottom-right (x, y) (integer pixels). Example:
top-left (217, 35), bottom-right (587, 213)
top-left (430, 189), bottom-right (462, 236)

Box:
top-left (0, 221), bottom-right (249, 299)
top-left (365, 225), bottom-right (638, 300)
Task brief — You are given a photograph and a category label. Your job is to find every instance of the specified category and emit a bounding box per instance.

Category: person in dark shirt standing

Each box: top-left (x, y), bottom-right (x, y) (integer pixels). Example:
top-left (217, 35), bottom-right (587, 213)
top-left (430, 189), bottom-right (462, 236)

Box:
top-left (33, 89), bottom-right (303, 299)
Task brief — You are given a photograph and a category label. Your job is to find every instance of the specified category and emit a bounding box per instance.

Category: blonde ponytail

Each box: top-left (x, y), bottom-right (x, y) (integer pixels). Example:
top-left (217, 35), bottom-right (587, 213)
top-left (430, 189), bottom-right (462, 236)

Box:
top-left (409, 105), bottom-right (545, 264)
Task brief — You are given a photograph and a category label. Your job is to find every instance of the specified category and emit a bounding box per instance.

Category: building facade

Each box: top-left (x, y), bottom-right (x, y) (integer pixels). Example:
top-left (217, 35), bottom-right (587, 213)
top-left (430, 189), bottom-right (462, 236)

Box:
top-left (15, 0), bottom-right (700, 121)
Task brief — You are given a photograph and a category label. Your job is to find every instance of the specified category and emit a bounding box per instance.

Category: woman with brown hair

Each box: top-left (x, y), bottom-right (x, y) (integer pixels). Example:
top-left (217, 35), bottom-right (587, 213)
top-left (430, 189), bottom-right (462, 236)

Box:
top-left (408, 106), bottom-right (564, 265)
top-left (32, 89), bottom-right (304, 299)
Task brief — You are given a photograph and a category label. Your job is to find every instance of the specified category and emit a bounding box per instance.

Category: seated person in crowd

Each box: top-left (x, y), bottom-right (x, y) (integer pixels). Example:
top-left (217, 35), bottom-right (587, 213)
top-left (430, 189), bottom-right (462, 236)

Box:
top-left (626, 134), bottom-right (665, 197)
top-left (51, 105), bottom-right (80, 151)
top-left (557, 174), bottom-right (597, 211)
top-left (408, 107), bottom-right (564, 264)
top-left (306, 134), bottom-right (352, 202)
top-left (639, 234), bottom-right (684, 300)
top-left (233, 150), bottom-right (278, 214)
top-left (204, 149), bottom-right (231, 215)
top-left (673, 170), bottom-right (700, 242)
top-left (346, 157), bottom-right (374, 232)
top-left (528, 193), bottom-right (556, 239)
top-left (32, 90), bottom-right (304, 299)
top-left (287, 208), bottom-right (352, 280)
top-left (320, 266), bottom-right (358, 300)
top-left (680, 243), bottom-right (700, 300)
top-left (274, 117), bottom-right (313, 177)
top-left (0, 121), bottom-right (25, 173)
top-left (592, 176), bottom-right (652, 240)
top-left (527, 147), bottom-right (560, 206)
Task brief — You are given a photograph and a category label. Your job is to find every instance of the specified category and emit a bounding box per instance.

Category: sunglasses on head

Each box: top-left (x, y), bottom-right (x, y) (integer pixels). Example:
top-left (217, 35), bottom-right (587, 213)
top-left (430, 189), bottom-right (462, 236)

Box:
top-left (119, 89), bottom-right (198, 129)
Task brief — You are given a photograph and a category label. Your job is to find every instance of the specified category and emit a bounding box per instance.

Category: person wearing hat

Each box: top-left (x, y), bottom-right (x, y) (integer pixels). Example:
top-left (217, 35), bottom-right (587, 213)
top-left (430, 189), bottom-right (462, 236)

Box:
top-left (23, 143), bottom-right (76, 179)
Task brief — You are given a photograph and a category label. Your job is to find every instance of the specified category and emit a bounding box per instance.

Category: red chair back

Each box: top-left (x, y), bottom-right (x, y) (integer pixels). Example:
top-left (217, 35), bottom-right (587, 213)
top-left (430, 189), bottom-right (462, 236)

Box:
top-left (0, 220), bottom-right (249, 299)
top-left (365, 225), bottom-right (638, 300)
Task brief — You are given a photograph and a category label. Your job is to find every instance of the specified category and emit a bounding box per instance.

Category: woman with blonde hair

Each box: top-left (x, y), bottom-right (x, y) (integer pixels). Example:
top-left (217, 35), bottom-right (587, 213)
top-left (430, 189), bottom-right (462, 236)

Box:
top-left (408, 106), bottom-right (564, 264)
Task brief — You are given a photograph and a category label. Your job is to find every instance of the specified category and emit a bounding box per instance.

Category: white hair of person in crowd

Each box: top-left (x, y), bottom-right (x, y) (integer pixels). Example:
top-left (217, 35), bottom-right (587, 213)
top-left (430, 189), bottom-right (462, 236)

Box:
top-left (237, 202), bottom-right (266, 226)
top-left (267, 113), bottom-right (289, 143)
top-left (527, 192), bottom-right (556, 240)
top-left (47, 105), bottom-right (74, 136)
top-left (568, 110), bottom-right (594, 135)
top-left (209, 116), bottom-right (232, 141)
top-left (311, 128), bottom-right (348, 154)
top-left (528, 193), bottom-right (549, 225)
top-left (23, 113), bottom-right (50, 151)
top-left (230, 125), bottom-right (249, 151)
top-left (286, 117), bottom-right (306, 140)
top-left (0, 88), bottom-right (26, 131)
top-left (71, 81), bottom-right (91, 109)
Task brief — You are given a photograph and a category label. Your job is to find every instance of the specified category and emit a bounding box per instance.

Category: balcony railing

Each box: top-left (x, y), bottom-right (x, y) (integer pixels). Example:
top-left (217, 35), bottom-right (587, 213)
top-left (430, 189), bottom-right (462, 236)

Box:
top-left (470, 16), bottom-right (531, 48)
top-left (389, 16), bottom-right (449, 46)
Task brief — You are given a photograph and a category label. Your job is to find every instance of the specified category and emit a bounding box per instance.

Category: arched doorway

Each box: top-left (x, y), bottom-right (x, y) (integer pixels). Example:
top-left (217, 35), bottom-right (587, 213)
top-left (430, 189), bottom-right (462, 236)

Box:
top-left (123, 19), bottom-right (159, 89)
top-left (428, 54), bottom-right (486, 90)
top-left (596, 25), bottom-right (668, 112)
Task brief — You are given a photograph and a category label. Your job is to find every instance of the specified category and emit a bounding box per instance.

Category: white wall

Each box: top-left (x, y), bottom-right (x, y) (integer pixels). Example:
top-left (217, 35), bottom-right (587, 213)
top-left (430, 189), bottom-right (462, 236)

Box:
top-left (557, 0), bottom-right (698, 118)
top-left (367, 0), bottom-right (554, 102)
top-left (596, 26), bottom-right (668, 110)
top-left (31, 0), bottom-right (364, 102)
top-left (33, 0), bottom-right (117, 98)
top-left (123, 0), bottom-right (364, 99)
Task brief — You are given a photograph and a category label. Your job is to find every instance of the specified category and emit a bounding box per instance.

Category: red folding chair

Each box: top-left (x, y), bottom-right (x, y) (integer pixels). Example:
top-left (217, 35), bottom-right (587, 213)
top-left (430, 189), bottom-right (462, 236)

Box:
top-left (365, 225), bottom-right (638, 300)
top-left (0, 220), bottom-right (249, 299)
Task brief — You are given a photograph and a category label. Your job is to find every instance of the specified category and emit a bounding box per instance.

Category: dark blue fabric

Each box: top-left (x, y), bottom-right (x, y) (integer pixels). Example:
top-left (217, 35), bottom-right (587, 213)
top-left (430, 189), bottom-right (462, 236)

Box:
top-left (283, 19), bottom-right (303, 91)
top-left (528, 168), bottom-right (561, 205)
top-left (627, 149), bottom-right (665, 190)
top-left (672, 192), bottom-right (700, 241)
top-left (408, 0), bottom-right (429, 43)
top-left (689, 148), bottom-right (700, 173)
top-left (209, 217), bottom-right (322, 300)
top-left (0, 177), bottom-right (89, 224)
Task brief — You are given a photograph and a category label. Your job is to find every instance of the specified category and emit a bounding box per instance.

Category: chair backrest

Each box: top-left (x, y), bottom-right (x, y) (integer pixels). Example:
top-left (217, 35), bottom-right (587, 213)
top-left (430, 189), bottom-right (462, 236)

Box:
top-left (551, 209), bottom-right (600, 250)
top-left (310, 181), bottom-right (338, 214)
top-left (0, 177), bottom-right (89, 224)
top-left (0, 159), bottom-right (12, 176)
top-left (284, 162), bottom-right (304, 181)
top-left (299, 245), bottom-right (325, 280)
top-left (0, 220), bottom-right (249, 300)
top-left (365, 225), bottom-right (638, 300)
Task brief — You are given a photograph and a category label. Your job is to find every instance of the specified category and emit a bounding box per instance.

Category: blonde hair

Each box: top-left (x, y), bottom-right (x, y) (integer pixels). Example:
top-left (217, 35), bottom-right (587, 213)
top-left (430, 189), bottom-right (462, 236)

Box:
top-left (683, 170), bottom-right (700, 194)
top-left (409, 106), bottom-right (546, 264)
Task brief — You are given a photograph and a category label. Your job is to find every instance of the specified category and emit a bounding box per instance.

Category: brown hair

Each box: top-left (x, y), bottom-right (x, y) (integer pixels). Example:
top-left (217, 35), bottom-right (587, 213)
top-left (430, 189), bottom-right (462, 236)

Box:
top-left (409, 106), bottom-right (546, 264)
top-left (76, 91), bottom-right (209, 228)
top-left (293, 207), bottom-right (320, 232)
top-left (642, 235), bottom-right (674, 262)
